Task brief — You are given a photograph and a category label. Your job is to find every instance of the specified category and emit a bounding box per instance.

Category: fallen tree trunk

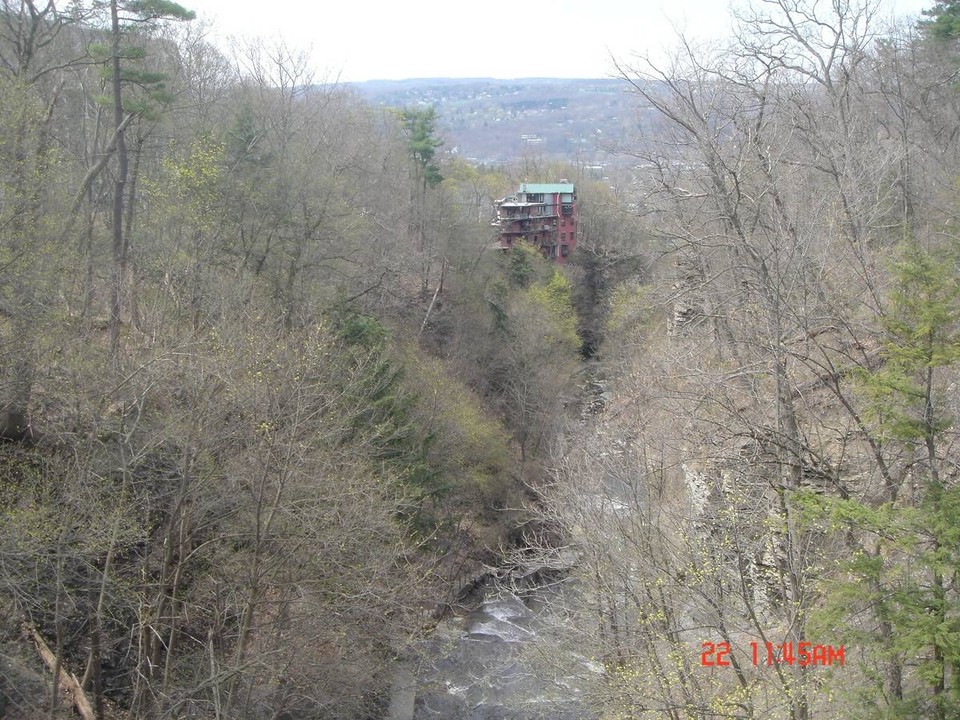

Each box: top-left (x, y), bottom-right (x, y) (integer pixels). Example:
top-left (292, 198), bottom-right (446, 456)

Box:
top-left (22, 622), bottom-right (96, 720)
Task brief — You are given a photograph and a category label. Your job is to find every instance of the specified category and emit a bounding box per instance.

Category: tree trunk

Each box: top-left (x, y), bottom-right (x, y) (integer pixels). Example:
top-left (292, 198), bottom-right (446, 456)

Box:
top-left (108, 0), bottom-right (128, 367)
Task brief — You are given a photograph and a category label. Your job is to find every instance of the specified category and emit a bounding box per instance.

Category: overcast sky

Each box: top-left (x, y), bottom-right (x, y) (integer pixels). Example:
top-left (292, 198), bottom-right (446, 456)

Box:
top-left (185, 0), bottom-right (935, 82)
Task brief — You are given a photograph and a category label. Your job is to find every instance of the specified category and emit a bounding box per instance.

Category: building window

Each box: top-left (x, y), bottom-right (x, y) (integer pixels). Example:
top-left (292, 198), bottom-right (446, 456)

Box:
top-left (561, 244), bottom-right (569, 257)
top-left (561, 232), bottom-right (566, 242)
top-left (562, 204), bottom-right (573, 216)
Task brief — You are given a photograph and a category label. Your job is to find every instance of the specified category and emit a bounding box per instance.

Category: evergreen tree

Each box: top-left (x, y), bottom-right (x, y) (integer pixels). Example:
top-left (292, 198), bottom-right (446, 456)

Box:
top-left (805, 239), bottom-right (960, 718)
top-left (921, 1), bottom-right (960, 40)
top-left (394, 106), bottom-right (444, 295)
top-left (397, 106), bottom-right (443, 187)
top-left (99, 0), bottom-right (194, 363)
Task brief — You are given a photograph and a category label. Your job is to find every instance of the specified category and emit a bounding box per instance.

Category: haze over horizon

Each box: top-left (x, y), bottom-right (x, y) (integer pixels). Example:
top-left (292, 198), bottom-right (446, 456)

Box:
top-left (187, 0), bottom-right (932, 82)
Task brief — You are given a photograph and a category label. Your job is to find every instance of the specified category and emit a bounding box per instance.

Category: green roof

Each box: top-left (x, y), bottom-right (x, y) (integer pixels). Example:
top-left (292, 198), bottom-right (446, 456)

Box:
top-left (519, 183), bottom-right (575, 194)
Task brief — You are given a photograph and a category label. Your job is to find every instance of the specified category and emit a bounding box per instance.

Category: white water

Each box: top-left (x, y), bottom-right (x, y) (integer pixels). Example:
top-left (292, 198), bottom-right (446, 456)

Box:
top-left (410, 586), bottom-right (597, 720)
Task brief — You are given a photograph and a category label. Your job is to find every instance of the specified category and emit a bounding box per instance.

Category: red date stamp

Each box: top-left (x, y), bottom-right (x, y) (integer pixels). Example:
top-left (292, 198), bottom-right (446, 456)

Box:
top-left (701, 641), bottom-right (844, 667)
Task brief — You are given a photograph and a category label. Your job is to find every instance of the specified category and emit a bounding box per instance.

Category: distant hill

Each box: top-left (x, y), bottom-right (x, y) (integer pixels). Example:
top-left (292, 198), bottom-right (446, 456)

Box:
top-left (349, 77), bottom-right (641, 166)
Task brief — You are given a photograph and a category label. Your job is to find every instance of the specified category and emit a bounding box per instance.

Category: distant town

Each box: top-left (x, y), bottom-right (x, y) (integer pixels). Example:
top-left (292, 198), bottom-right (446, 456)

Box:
top-left (350, 77), bottom-right (640, 166)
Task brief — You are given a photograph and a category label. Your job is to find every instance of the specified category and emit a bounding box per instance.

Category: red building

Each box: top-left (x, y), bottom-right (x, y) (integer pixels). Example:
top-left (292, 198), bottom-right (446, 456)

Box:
top-left (494, 182), bottom-right (577, 263)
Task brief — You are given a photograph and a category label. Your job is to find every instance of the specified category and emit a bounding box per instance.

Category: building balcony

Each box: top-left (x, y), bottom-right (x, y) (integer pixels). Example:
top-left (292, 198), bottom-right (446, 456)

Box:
top-left (500, 225), bottom-right (557, 235)
top-left (496, 210), bottom-right (558, 221)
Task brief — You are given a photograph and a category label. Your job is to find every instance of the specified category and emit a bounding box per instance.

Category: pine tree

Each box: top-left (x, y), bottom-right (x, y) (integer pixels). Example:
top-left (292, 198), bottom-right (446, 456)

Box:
top-left (921, 1), bottom-right (960, 40)
top-left (99, 0), bottom-right (194, 363)
top-left (806, 239), bottom-right (960, 718)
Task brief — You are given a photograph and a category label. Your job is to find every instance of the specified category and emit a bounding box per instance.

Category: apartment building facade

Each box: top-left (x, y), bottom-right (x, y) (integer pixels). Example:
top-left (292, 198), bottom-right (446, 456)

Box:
top-left (494, 182), bottom-right (577, 263)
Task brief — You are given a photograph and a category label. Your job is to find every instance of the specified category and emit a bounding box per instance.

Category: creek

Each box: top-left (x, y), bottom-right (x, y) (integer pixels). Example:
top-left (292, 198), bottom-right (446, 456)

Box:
top-left (390, 577), bottom-right (600, 720)
top-left (390, 335), bottom-right (610, 718)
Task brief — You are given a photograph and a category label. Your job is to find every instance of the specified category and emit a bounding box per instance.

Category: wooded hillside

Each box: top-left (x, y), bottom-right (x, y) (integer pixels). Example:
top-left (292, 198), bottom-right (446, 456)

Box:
top-left (0, 3), bottom-right (589, 717)
top-left (527, 2), bottom-right (960, 718)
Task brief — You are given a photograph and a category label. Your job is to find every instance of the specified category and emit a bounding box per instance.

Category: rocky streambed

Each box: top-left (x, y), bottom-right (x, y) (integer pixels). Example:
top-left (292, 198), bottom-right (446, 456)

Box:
top-left (391, 576), bottom-right (601, 720)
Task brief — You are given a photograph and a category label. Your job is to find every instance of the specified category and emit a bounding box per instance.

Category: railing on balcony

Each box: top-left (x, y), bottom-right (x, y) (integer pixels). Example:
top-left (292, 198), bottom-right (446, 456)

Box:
top-left (497, 210), bottom-right (558, 221)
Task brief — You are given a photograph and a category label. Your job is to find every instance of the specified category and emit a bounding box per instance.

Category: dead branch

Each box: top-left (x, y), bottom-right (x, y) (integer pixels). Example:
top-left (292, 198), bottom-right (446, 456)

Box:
top-left (21, 622), bottom-right (96, 720)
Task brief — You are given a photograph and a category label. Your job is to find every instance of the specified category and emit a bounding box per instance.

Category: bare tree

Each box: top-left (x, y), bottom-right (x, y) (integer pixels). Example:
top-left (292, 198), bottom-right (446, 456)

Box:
top-left (521, 2), bottom-right (960, 717)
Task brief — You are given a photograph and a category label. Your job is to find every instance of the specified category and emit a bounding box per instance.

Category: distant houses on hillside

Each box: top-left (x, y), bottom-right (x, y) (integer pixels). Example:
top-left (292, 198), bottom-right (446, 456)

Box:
top-left (494, 182), bottom-right (577, 263)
